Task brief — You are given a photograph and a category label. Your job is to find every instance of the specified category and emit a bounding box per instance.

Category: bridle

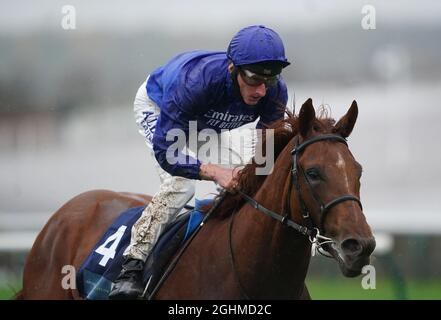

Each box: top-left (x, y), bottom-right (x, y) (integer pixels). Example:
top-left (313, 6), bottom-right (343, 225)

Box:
top-left (290, 134), bottom-right (363, 235)
top-left (231, 133), bottom-right (363, 298)
top-left (237, 133), bottom-right (362, 241)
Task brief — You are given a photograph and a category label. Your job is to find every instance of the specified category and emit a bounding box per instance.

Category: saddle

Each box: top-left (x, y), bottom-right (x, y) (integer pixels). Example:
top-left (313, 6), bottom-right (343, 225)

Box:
top-left (76, 199), bottom-right (210, 299)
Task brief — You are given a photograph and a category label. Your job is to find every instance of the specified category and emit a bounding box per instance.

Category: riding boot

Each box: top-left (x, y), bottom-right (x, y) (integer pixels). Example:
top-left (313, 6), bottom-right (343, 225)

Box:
top-left (108, 258), bottom-right (145, 300)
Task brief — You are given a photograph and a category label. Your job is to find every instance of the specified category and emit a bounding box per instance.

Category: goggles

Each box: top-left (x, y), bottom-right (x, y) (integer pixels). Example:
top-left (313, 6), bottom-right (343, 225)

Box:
top-left (239, 68), bottom-right (280, 87)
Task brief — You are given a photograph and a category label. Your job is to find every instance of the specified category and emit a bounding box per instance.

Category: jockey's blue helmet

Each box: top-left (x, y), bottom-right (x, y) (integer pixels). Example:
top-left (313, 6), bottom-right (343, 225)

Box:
top-left (227, 25), bottom-right (291, 76)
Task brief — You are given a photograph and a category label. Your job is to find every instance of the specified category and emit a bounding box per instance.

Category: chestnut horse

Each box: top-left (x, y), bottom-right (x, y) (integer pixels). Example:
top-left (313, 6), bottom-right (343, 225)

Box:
top-left (19, 98), bottom-right (375, 299)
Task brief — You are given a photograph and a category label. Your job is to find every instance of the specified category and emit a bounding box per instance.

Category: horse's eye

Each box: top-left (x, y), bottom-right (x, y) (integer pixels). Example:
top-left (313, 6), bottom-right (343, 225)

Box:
top-left (306, 169), bottom-right (321, 181)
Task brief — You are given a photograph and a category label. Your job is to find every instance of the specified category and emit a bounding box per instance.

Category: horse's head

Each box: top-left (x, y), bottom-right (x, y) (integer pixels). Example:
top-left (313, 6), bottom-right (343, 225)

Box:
top-left (294, 98), bottom-right (375, 277)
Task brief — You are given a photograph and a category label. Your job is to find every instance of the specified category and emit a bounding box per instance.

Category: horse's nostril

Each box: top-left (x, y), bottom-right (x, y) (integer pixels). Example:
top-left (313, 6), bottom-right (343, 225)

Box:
top-left (341, 238), bottom-right (362, 256)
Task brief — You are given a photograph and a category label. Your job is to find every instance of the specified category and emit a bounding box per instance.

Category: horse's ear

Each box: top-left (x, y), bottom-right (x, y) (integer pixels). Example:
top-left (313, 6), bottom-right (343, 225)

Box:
top-left (335, 100), bottom-right (358, 138)
top-left (299, 98), bottom-right (316, 137)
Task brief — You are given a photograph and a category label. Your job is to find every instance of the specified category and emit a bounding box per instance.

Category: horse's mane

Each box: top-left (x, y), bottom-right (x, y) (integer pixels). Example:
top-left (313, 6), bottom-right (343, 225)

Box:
top-left (205, 106), bottom-right (337, 218)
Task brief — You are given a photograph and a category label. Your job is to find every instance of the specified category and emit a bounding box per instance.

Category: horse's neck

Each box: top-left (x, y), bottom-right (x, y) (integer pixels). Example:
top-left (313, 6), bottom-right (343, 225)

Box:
top-left (231, 157), bottom-right (311, 298)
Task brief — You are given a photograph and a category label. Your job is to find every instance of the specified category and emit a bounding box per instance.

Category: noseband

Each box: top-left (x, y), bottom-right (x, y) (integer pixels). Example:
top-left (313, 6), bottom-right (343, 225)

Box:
top-left (238, 133), bottom-right (363, 240)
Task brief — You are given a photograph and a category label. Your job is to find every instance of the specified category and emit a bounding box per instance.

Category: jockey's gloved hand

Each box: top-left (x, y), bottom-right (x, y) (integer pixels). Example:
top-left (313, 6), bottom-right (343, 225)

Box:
top-left (199, 163), bottom-right (241, 193)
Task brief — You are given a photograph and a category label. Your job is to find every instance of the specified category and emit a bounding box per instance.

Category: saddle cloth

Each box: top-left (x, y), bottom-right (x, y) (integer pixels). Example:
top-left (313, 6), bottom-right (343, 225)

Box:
top-left (76, 198), bottom-right (211, 299)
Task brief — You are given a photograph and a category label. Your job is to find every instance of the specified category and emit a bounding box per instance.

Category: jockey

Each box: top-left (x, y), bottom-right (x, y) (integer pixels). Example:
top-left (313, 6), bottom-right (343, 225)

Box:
top-left (109, 25), bottom-right (291, 299)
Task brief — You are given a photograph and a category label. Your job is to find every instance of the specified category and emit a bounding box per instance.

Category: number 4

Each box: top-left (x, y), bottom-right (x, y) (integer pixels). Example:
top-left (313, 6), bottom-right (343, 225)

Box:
top-left (95, 225), bottom-right (127, 267)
